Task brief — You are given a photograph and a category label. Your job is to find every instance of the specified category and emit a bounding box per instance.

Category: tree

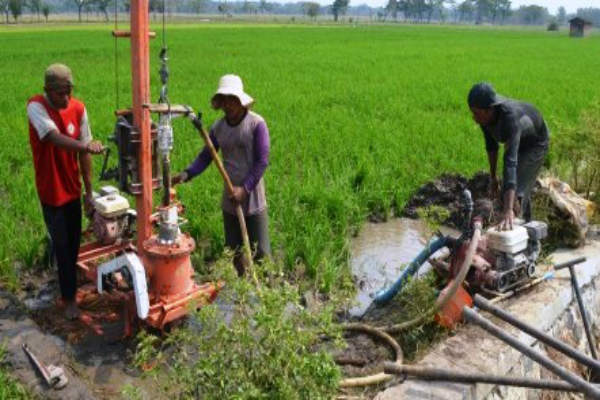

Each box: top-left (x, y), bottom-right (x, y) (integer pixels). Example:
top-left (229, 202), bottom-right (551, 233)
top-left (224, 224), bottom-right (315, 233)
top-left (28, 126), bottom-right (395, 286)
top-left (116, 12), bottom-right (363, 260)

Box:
top-left (41, 2), bottom-right (49, 21)
top-left (28, 0), bottom-right (41, 21)
top-left (425, 0), bottom-right (445, 22)
top-left (331, 0), bottom-right (348, 21)
top-left (217, 0), bottom-right (230, 18)
top-left (8, 0), bottom-right (22, 21)
top-left (514, 5), bottom-right (548, 25)
top-left (556, 6), bottom-right (566, 24)
top-left (475, 0), bottom-right (492, 23)
top-left (73, 0), bottom-right (88, 21)
top-left (259, 0), bottom-right (268, 13)
top-left (148, 0), bottom-right (163, 19)
top-left (457, 0), bottom-right (474, 21)
top-left (95, 0), bottom-right (111, 21)
top-left (1, 0), bottom-right (9, 23)
top-left (303, 1), bottom-right (319, 19)
top-left (385, 0), bottom-right (397, 20)
top-left (498, 0), bottom-right (510, 23)
top-left (241, 0), bottom-right (256, 14)
top-left (191, 0), bottom-right (207, 14)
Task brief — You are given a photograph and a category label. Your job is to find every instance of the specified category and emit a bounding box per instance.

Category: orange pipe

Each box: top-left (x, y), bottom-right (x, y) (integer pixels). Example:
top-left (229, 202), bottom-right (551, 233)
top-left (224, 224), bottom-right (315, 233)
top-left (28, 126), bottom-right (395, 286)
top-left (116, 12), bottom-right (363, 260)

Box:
top-left (130, 0), bottom-right (153, 249)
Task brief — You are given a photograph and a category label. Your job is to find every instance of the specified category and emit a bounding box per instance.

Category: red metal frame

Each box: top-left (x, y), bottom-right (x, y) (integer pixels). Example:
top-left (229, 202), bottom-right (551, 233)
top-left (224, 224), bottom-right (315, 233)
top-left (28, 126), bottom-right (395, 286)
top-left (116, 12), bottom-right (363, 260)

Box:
top-left (73, 0), bottom-right (220, 337)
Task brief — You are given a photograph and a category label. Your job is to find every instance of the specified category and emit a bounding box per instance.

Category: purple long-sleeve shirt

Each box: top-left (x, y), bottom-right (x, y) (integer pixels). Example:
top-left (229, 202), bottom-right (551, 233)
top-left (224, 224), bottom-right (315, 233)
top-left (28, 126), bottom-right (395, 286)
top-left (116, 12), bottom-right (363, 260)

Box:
top-left (185, 120), bottom-right (270, 193)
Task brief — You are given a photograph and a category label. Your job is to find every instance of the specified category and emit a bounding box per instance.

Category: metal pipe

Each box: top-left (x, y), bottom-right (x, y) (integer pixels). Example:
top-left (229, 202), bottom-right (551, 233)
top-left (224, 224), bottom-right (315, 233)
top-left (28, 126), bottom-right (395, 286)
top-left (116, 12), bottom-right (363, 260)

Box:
top-left (474, 294), bottom-right (600, 372)
top-left (463, 307), bottom-right (600, 399)
top-left (555, 257), bottom-right (598, 359)
top-left (554, 257), bottom-right (587, 271)
top-left (383, 363), bottom-right (586, 393)
top-left (161, 155), bottom-right (170, 207)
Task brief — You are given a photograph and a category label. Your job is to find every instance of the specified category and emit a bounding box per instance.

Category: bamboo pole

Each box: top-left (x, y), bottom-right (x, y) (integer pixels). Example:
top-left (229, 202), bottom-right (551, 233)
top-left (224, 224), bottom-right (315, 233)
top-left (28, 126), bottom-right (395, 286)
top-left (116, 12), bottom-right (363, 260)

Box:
top-left (188, 113), bottom-right (253, 273)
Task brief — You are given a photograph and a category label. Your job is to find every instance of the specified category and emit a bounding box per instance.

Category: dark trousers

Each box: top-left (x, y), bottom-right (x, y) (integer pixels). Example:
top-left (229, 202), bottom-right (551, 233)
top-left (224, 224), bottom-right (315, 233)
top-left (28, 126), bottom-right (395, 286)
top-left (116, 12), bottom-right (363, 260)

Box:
top-left (516, 145), bottom-right (548, 222)
top-left (223, 210), bottom-right (271, 276)
top-left (42, 199), bottom-right (82, 301)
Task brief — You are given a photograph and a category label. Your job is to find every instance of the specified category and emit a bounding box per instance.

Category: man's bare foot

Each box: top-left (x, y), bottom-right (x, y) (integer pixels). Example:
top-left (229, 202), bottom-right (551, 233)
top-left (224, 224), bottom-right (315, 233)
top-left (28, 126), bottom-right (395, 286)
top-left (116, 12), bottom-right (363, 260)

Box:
top-left (64, 301), bottom-right (80, 320)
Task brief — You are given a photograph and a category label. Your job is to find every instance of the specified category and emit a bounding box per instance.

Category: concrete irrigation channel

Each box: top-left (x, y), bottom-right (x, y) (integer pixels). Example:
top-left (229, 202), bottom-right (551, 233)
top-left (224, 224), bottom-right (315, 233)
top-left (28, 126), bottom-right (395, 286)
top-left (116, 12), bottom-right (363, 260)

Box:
top-left (346, 219), bottom-right (600, 400)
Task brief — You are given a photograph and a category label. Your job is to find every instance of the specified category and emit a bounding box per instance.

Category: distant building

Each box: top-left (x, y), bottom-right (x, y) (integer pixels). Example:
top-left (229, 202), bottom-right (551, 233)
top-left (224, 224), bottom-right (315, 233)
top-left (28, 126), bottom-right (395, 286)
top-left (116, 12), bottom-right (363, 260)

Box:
top-left (569, 17), bottom-right (593, 38)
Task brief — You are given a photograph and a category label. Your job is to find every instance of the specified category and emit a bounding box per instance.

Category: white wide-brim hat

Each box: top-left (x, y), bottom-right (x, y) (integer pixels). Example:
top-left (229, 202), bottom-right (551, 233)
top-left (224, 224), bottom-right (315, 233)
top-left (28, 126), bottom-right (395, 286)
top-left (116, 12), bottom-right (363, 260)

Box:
top-left (212, 74), bottom-right (254, 107)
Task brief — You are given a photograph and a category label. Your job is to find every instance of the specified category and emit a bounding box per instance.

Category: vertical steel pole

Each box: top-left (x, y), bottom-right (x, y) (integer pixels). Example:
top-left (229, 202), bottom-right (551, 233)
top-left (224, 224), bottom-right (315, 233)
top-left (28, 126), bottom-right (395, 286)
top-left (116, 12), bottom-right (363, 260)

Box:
top-left (555, 257), bottom-right (598, 360)
top-left (130, 0), bottom-right (153, 248)
top-left (568, 265), bottom-right (598, 359)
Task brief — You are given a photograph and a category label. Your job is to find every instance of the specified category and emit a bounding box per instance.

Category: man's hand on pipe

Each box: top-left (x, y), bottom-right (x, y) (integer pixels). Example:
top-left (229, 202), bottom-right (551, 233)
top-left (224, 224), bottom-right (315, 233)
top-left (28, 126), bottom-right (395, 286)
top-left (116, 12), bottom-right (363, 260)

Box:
top-left (86, 140), bottom-right (105, 155)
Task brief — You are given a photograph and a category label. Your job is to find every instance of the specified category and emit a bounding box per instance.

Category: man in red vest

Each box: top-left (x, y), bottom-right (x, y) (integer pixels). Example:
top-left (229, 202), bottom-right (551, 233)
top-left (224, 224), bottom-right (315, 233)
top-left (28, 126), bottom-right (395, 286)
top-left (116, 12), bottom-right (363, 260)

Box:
top-left (27, 64), bottom-right (104, 319)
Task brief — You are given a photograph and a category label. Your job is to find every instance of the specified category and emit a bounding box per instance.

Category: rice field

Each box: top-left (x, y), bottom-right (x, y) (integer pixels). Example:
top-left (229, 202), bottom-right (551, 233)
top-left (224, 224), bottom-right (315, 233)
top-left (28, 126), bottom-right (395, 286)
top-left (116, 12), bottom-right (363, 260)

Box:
top-left (1, 22), bottom-right (599, 291)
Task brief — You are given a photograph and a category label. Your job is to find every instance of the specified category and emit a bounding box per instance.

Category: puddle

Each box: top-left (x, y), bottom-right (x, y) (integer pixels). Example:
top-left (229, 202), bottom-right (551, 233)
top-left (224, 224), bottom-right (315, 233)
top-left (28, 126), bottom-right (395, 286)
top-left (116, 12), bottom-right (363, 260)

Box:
top-left (348, 218), bottom-right (458, 317)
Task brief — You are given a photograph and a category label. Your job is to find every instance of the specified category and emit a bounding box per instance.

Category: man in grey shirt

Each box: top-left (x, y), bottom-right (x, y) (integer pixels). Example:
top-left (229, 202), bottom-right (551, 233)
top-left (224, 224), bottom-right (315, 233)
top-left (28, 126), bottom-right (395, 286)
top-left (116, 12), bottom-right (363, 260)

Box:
top-left (468, 83), bottom-right (549, 230)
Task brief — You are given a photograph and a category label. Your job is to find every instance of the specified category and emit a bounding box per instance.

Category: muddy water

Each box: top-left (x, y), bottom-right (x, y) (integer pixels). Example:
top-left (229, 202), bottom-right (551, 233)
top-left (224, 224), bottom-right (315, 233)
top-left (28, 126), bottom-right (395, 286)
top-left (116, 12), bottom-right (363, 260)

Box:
top-left (348, 218), bottom-right (457, 317)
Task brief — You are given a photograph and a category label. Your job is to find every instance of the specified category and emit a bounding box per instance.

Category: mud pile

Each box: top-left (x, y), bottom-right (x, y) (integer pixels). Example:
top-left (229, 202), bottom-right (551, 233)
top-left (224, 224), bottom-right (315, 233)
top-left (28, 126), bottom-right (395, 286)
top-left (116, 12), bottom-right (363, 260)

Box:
top-left (402, 171), bottom-right (593, 248)
top-left (402, 171), bottom-right (499, 228)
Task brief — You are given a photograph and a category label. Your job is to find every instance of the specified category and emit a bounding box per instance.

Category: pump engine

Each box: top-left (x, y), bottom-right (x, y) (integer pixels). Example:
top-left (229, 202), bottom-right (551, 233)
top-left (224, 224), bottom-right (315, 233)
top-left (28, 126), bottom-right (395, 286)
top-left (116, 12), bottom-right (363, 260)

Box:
top-left (448, 218), bottom-right (548, 293)
top-left (91, 186), bottom-right (136, 245)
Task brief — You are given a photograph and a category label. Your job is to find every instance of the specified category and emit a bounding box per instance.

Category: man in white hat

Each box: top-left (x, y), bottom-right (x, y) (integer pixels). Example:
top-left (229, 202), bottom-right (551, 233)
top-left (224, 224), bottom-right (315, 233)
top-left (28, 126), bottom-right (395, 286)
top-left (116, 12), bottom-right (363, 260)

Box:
top-left (27, 63), bottom-right (104, 319)
top-left (173, 74), bottom-right (271, 275)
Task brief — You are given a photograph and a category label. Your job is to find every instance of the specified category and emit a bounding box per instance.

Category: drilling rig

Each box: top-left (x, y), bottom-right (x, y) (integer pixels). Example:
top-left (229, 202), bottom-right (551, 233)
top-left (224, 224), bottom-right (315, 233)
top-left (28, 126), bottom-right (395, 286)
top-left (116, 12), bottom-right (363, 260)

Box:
top-left (75, 1), bottom-right (219, 336)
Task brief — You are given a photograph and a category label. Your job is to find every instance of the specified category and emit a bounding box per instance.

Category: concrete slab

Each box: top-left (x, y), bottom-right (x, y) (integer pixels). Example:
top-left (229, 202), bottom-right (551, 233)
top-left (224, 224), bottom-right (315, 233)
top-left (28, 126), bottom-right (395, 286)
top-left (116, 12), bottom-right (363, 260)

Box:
top-left (375, 241), bottom-right (600, 400)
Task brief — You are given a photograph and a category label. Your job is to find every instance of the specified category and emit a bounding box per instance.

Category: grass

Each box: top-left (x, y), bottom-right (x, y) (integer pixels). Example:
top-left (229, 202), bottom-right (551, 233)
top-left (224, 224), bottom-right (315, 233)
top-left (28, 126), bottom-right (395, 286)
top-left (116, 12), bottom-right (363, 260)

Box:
top-left (0, 345), bottom-right (33, 400)
top-left (1, 22), bottom-right (599, 292)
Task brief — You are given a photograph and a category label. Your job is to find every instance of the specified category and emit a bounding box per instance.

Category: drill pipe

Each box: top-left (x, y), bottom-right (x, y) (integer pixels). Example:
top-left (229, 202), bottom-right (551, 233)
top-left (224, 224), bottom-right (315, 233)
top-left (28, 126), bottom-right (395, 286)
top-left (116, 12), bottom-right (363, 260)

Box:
top-left (463, 307), bottom-right (600, 399)
top-left (473, 294), bottom-right (600, 372)
top-left (554, 257), bottom-right (598, 360)
top-left (383, 363), bottom-right (588, 393)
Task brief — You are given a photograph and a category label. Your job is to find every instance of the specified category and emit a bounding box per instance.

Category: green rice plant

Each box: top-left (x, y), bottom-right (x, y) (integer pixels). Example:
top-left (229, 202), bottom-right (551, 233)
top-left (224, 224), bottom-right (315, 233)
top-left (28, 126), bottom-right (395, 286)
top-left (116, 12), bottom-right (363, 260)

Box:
top-left (0, 344), bottom-right (34, 400)
top-left (1, 24), bottom-right (599, 294)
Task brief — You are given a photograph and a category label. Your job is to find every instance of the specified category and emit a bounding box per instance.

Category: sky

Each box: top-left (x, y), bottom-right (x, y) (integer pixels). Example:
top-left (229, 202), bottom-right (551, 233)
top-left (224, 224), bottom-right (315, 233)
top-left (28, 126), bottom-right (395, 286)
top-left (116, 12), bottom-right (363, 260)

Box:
top-left (340, 0), bottom-right (600, 13)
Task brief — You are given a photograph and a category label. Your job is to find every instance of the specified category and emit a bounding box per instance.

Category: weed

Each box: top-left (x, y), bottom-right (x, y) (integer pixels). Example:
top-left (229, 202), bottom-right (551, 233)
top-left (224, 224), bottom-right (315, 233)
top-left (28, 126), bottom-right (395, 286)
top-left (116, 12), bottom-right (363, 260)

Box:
top-left (0, 344), bottom-right (33, 400)
top-left (132, 256), bottom-right (342, 398)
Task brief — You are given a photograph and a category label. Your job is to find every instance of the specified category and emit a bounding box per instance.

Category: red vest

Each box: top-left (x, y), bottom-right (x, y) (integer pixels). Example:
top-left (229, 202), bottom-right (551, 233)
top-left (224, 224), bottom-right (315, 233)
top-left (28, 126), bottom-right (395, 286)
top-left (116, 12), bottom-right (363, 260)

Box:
top-left (28, 95), bottom-right (85, 207)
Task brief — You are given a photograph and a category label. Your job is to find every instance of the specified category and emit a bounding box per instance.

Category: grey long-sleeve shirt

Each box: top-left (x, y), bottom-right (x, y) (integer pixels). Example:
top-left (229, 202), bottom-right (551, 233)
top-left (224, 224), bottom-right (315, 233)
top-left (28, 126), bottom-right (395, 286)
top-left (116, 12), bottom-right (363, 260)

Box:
top-left (481, 99), bottom-right (549, 191)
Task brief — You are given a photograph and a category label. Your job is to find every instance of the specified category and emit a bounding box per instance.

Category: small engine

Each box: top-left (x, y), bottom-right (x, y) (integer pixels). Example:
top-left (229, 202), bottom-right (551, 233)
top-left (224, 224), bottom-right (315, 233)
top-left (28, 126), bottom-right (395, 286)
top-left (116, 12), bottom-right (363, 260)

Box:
top-left (91, 186), bottom-right (136, 245)
top-left (481, 221), bottom-right (548, 291)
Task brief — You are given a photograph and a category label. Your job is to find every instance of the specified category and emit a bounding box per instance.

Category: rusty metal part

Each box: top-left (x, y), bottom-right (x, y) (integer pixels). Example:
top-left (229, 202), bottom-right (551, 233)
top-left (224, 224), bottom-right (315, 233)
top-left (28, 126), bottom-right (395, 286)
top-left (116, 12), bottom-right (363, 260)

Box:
top-left (474, 294), bottom-right (600, 373)
top-left (489, 272), bottom-right (553, 304)
top-left (143, 234), bottom-right (195, 298)
top-left (554, 257), bottom-right (597, 359)
top-left (112, 30), bottom-right (156, 38)
top-left (463, 306), bottom-right (600, 399)
top-left (383, 363), bottom-right (591, 393)
top-left (22, 344), bottom-right (68, 389)
top-left (142, 234), bottom-right (221, 329)
top-left (129, 0), bottom-right (153, 248)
